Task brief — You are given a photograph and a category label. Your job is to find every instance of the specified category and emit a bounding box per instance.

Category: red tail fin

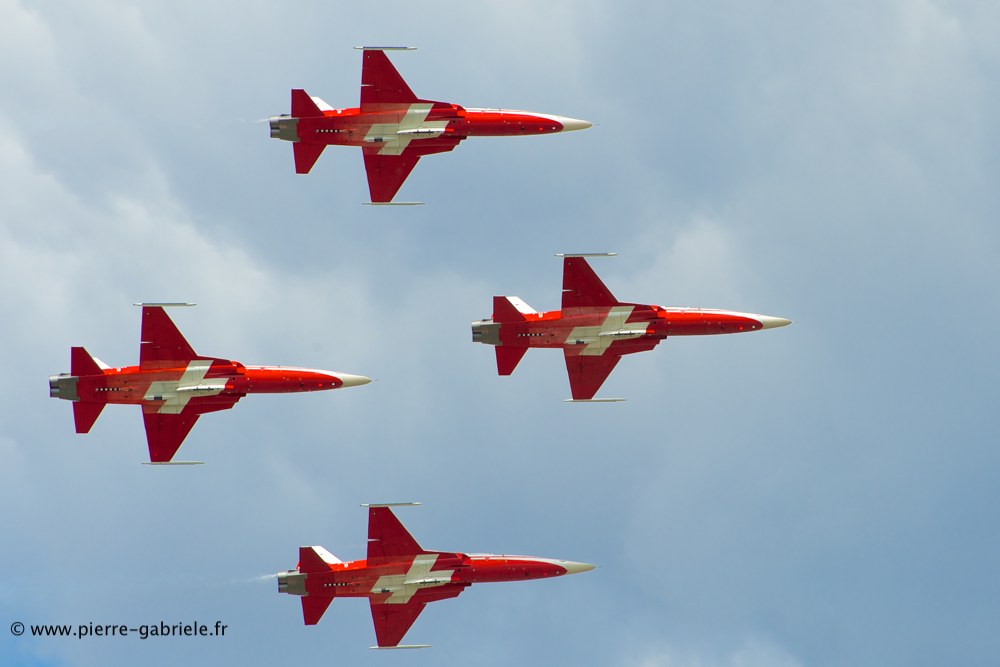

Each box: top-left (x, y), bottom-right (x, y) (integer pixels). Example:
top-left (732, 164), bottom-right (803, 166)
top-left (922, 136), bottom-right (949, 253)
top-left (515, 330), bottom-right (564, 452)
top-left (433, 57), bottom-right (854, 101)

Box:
top-left (73, 402), bottom-right (105, 434)
top-left (301, 596), bottom-right (333, 626)
top-left (293, 142), bottom-right (326, 174)
top-left (496, 346), bottom-right (528, 376)
top-left (298, 546), bottom-right (342, 574)
top-left (492, 296), bottom-right (536, 323)
top-left (71, 347), bottom-right (104, 377)
top-left (291, 89), bottom-right (324, 118)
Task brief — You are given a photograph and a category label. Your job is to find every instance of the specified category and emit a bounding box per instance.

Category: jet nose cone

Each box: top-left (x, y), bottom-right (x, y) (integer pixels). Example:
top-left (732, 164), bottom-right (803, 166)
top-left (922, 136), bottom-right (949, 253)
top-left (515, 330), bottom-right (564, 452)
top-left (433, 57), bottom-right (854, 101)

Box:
top-left (558, 117), bottom-right (592, 132)
top-left (561, 561), bottom-right (596, 575)
top-left (757, 316), bottom-right (792, 330)
top-left (336, 373), bottom-right (372, 388)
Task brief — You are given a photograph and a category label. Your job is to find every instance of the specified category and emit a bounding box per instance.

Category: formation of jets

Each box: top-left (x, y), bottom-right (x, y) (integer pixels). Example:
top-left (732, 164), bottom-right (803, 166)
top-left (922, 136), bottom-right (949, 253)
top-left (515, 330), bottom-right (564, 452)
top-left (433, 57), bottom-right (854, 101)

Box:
top-left (48, 47), bottom-right (791, 650)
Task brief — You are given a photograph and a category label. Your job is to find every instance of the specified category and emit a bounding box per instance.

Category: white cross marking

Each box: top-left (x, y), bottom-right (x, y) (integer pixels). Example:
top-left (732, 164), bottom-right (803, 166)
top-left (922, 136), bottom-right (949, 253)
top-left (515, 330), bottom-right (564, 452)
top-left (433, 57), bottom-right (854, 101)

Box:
top-left (143, 360), bottom-right (227, 414)
top-left (370, 555), bottom-right (455, 604)
top-left (565, 306), bottom-right (651, 355)
top-left (364, 103), bottom-right (450, 156)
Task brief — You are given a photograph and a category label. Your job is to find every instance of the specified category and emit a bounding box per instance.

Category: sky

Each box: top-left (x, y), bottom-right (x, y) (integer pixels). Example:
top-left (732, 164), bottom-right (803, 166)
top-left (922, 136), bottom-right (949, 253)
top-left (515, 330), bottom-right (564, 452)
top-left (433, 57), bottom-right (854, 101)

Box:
top-left (2, 0), bottom-right (999, 665)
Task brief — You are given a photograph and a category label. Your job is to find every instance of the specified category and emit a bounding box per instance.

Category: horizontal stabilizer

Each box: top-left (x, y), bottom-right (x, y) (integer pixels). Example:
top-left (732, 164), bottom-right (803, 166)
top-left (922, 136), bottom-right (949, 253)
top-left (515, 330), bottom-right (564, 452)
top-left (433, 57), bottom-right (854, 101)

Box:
top-left (564, 398), bottom-right (626, 403)
top-left (291, 89), bottom-right (325, 118)
top-left (370, 645), bottom-right (431, 650)
top-left (71, 347), bottom-right (105, 377)
top-left (294, 142), bottom-right (326, 174)
top-left (301, 596), bottom-right (334, 626)
top-left (492, 296), bottom-right (536, 323)
top-left (495, 346), bottom-right (528, 376)
top-left (73, 401), bottom-right (105, 434)
top-left (299, 546), bottom-right (341, 574)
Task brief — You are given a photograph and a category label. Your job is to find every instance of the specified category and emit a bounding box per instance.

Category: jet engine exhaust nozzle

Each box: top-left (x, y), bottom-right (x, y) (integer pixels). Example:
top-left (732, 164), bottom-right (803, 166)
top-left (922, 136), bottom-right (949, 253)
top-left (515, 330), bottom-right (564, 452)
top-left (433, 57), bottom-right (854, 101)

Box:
top-left (471, 320), bottom-right (500, 346)
top-left (49, 374), bottom-right (79, 401)
top-left (277, 570), bottom-right (306, 596)
top-left (269, 115), bottom-right (299, 142)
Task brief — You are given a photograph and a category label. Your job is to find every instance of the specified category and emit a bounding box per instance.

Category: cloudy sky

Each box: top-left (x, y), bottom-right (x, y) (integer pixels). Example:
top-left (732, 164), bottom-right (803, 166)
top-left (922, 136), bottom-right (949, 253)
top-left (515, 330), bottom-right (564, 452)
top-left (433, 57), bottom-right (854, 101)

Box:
top-left (2, 1), bottom-right (999, 665)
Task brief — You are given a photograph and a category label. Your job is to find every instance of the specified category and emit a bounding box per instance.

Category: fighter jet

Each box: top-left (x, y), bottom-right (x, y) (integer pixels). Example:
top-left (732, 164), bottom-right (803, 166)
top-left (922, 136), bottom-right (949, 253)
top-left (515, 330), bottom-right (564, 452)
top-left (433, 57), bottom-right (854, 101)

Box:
top-left (278, 503), bottom-right (594, 649)
top-left (472, 254), bottom-right (791, 401)
top-left (49, 304), bottom-right (370, 463)
top-left (269, 47), bottom-right (591, 203)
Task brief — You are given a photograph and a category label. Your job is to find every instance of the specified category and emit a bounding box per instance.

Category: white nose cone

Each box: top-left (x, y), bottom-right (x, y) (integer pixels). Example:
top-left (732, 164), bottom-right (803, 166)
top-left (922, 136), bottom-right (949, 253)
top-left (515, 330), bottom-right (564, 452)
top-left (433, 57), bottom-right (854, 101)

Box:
top-left (557, 116), bottom-right (593, 132)
top-left (560, 560), bottom-right (596, 575)
top-left (757, 316), bottom-right (792, 330)
top-left (337, 373), bottom-right (373, 388)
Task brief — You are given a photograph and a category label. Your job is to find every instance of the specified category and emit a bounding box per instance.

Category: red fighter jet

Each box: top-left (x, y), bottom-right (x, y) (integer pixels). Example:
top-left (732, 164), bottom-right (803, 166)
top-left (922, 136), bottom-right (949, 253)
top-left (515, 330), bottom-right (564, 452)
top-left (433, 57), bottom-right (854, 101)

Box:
top-left (278, 503), bottom-right (594, 649)
top-left (48, 304), bottom-right (370, 464)
top-left (269, 46), bottom-right (591, 203)
top-left (472, 254), bottom-right (792, 401)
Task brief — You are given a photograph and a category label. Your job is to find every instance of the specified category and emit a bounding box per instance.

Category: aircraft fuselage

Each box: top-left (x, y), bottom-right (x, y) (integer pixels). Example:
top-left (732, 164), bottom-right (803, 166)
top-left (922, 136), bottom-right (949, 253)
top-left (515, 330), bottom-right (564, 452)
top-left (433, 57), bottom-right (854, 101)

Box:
top-left (474, 305), bottom-right (789, 352)
top-left (280, 552), bottom-right (590, 602)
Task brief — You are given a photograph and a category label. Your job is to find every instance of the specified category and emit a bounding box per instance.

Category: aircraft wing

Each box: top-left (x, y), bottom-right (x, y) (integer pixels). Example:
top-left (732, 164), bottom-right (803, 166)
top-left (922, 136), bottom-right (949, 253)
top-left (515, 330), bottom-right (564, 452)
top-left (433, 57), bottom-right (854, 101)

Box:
top-left (141, 397), bottom-right (240, 462)
top-left (369, 585), bottom-right (467, 647)
top-left (142, 409), bottom-right (200, 463)
top-left (362, 137), bottom-right (464, 203)
top-left (561, 256), bottom-right (620, 310)
top-left (367, 505), bottom-right (424, 563)
top-left (564, 350), bottom-right (622, 400)
top-left (362, 151), bottom-right (422, 204)
top-left (139, 306), bottom-right (197, 368)
top-left (361, 49), bottom-right (418, 108)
